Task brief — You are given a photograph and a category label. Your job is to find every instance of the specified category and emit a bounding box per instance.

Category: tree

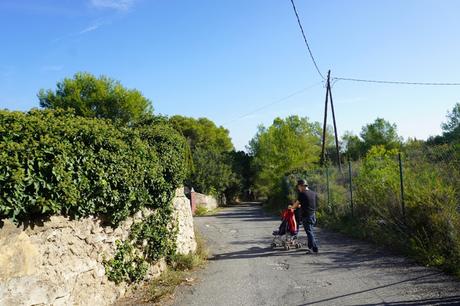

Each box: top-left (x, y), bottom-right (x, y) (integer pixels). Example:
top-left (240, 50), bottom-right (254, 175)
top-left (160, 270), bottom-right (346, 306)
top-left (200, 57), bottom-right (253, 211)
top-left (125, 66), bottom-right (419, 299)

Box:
top-left (38, 72), bottom-right (153, 124)
top-left (360, 118), bottom-right (401, 153)
top-left (169, 116), bottom-right (233, 153)
top-left (442, 103), bottom-right (460, 133)
top-left (441, 102), bottom-right (460, 144)
top-left (190, 148), bottom-right (236, 198)
top-left (248, 116), bottom-right (322, 197)
top-left (341, 131), bottom-right (363, 160)
top-left (168, 115), bottom-right (237, 199)
top-left (227, 151), bottom-right (255, 201)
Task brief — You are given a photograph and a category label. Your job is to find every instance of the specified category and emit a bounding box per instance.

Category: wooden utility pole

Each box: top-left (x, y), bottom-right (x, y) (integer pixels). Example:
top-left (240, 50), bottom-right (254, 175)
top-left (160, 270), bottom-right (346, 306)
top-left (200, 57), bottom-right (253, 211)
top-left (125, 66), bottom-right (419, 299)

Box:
top-left (320, 71), bottom-right (330, 166)
top-left (320, 70), bottom-right (342, 173)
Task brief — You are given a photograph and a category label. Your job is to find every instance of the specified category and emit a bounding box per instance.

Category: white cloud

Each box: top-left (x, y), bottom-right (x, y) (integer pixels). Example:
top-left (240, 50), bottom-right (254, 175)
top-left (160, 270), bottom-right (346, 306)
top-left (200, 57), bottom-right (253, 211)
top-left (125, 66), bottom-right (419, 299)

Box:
top-left (52, 20), bottom-right (106, 43)
top-left (90, 0), bottom-right (135, 11)
top-left (79, 24), bottom-right (101, 34)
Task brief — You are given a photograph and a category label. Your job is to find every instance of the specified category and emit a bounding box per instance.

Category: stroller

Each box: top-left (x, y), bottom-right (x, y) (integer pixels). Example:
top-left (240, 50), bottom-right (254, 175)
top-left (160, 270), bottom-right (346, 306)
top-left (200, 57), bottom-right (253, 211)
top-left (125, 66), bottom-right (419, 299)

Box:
top-left (271, 206), bottom-right (302, 250)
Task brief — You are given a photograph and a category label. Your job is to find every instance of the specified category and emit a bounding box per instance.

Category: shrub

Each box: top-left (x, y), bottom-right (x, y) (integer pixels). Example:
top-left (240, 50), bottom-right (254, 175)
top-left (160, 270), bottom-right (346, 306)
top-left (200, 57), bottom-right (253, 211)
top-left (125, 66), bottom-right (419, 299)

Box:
top-left (1, 109), bottom-right (190, 283)
top-left (339, 146), bottom-right (459, 276)
top-left (104, 240), bottom-right (149, 284)
top-left (0, 109), bottom-right (186, 225)
top-left (273, 144), bottom-right (460, 277)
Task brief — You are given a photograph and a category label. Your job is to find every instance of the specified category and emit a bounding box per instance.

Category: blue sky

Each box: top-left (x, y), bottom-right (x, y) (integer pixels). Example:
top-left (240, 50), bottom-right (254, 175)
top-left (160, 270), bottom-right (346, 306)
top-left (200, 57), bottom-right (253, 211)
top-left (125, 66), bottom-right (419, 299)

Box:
top-left (1, 0), bottom-right (459, 150)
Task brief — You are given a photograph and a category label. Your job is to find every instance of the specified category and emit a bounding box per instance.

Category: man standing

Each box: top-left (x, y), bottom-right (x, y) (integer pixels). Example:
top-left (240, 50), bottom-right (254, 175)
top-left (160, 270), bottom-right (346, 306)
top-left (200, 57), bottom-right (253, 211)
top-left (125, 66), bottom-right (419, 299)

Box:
top-left (296, 179), bottom-right (319, 253)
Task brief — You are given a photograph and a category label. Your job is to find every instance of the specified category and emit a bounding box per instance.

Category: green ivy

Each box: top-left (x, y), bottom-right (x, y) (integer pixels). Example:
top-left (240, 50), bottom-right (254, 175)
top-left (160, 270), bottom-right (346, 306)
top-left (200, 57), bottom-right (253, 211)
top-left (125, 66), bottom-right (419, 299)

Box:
top-left (0, 109), bottom-right (186, 225)
top-left (104, 240), bottom-right (149, 284)
top-left (0, 109), bottom-right (188, 283)
top-left (130, 207), bottom-right (178, 262)
top-left (104, 206), bottom-right (179, 284)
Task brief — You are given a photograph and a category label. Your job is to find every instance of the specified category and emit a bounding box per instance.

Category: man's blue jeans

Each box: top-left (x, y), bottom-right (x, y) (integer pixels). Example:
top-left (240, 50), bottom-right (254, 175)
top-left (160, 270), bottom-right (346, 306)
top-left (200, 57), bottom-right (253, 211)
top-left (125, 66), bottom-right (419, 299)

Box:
top-left (302, 215), bottom-right (318, 251)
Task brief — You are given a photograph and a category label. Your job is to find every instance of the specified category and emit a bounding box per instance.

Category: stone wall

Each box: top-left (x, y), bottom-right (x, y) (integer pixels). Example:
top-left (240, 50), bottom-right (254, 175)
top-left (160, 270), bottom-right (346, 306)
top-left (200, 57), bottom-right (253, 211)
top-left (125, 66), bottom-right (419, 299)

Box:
top-left (192, 192), bottom-right (218, 211)
top-left (0, 188), bottom-right (195, 306)
top-left (173, 188), bottom-right (196, 254)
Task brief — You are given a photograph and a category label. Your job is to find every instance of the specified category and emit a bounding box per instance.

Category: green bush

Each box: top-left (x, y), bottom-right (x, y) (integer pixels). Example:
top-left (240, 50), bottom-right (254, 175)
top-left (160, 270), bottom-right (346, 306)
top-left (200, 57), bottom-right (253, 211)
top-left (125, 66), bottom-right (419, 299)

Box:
top-left (353, 146), bottom-right (402, 224)
top-left (341, 146), bottom-right (459, 276)
top-left (274, 145), bottom-right (460, 277)
top-left (194, 206), bottom-right (209, 216)
top-left (104, 240), bottom-right (149, 284)
top-left (403, 147), bottom-right (460, 274)
top-left (270, 167), bottom-right (348, 225)
top-left (1, 109), bottom-right (189, 283)
top-left (0, 109), bottom-right (186, 225)
top-left (104, 208), bottom-right (179, 284)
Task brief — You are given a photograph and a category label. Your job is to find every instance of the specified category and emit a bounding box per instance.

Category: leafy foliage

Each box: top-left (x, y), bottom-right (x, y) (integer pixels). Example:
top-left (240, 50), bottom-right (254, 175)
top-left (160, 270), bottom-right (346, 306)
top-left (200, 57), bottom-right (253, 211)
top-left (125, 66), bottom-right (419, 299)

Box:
top-left (0, 108), bottom-right (189, 284)
top-left (38, 72), bottom-right (153, 124)
top-left (442, 102), bottom-right (460, 135)
top-left (130, 208), bottom-right (178, 262)
top-left (169, 115), bottom-right (244, 201)
top-left (248, 116), bottom-right (322, 197)
top-left (288, 144), bottom-right (460, 277)
top-left (342, 118), bottom-right (401, 159)
top-left (190, 148), bottom-right (237, 198)
top-left (360, 118), bottom-right (401, 151)
top-left (341, 131), bottom-right (363, 160)
top-left (274, 118), bottom-right (460, 277)
top-left (104, 240), bottom-right (149, 284)
top-left (430, 102), bottom-right (460, 144)
top-left (226, 150), bottom-right (254, 201)
top-left (104, 207), bottom-right (179, 284)
top-left (169, 115), bottom-right (233, 153)
top-left (0, 109), bottom-right (186, 225)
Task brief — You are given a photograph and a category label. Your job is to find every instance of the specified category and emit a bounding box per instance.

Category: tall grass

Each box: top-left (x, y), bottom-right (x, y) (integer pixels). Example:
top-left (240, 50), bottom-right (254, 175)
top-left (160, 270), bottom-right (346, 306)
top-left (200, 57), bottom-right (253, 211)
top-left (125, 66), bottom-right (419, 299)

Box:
top-left (278, 145), bottom-right (460, 277)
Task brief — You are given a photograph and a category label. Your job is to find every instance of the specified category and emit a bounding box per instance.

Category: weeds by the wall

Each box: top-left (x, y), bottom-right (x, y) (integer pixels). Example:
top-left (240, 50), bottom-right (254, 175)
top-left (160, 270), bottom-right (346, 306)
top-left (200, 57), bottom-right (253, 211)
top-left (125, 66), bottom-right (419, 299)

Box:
top-left (0, 109), bottom-right (190, 283)
top-left (275, 145), bottom-right (460, 277)
top-left (149, 230), bottom-right (208, 303)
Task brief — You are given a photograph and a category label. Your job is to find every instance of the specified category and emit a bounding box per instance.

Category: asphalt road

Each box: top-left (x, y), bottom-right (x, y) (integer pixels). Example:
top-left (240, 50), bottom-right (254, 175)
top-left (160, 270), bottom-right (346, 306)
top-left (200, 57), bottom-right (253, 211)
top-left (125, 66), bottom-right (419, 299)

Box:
top-left (172, 203), bottom-right (460, 306)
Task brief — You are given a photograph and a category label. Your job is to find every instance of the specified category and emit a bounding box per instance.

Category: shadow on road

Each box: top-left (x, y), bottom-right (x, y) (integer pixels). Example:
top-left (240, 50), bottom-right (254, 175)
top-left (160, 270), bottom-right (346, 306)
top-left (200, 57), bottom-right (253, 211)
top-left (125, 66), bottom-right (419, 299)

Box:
top-left (297, 272), bottom-right (460, 305)
top-left (360, 295), bottom-right (460, 305)
top-left (185, 202), bottom-right (460, 306)
top-left (213, 202), bottom-right (278, 221)
top-left (210, 245), bottom-right (306, 261)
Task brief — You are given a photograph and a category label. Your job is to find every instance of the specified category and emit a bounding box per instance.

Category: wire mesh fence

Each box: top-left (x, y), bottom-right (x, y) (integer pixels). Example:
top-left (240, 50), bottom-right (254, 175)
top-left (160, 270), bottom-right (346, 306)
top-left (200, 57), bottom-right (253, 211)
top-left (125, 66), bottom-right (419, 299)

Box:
top-left (287, 144), bottom-right (460, 275)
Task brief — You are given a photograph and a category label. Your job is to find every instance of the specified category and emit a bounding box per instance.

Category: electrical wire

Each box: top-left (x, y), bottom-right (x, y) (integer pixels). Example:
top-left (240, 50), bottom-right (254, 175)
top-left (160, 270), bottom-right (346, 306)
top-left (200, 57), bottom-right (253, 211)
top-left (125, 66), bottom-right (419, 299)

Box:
top-left (333, 77), bottom-right (460, 86)
top-left (288, 2), bottom-right (460, 86)
top-left (222, 81), bottom-right (322, 126)
top-left (289, 0), bottom-right (325, 80)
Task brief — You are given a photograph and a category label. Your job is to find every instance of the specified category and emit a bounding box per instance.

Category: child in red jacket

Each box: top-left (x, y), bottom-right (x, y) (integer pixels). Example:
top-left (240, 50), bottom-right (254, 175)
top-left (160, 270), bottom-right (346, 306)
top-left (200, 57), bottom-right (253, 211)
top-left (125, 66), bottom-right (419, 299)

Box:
top-left (277, 201), bottom-right (301, 236)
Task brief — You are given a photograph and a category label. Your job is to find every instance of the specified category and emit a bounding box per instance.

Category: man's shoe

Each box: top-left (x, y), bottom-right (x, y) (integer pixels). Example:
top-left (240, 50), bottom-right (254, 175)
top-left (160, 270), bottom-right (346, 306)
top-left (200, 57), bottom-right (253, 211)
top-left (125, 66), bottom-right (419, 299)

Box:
top-left (312, 247), bottom-right (319, 253)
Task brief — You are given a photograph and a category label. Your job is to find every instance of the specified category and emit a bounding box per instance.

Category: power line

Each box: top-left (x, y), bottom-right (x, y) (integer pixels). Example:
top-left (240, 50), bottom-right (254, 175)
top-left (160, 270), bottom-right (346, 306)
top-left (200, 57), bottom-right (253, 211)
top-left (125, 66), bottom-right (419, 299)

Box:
top-left (222, 81), bottom-right (322, 126)
top-left (288, 2), bottom-right (460, 87)
top-left (333, 77), bottom-right (460, 86)
top-left (289, 0), bottom-right (325, 80)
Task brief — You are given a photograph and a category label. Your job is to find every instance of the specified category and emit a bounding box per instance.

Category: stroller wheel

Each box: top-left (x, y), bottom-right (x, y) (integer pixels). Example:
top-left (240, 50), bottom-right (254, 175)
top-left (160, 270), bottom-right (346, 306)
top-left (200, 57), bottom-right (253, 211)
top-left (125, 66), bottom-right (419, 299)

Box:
top-left (271, 242), bottom-right (277, 249)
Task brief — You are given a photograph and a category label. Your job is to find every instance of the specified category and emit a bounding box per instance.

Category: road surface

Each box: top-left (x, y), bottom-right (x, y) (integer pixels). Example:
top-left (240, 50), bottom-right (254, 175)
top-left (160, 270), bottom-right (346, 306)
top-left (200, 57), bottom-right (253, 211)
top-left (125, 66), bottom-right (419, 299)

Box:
top-left (172, 203), bottom-right (460, 306)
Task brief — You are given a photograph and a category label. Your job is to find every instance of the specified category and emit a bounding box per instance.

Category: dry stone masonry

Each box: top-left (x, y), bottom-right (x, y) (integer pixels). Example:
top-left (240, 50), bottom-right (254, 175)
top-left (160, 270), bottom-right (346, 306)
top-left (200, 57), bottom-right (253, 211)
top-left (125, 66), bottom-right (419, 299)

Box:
top-left (173, 188), bottom-right (197, 254)
top-left (192, 192), bottom-right (218, 211)
top-left (0, 188), bottom-right (195, 306)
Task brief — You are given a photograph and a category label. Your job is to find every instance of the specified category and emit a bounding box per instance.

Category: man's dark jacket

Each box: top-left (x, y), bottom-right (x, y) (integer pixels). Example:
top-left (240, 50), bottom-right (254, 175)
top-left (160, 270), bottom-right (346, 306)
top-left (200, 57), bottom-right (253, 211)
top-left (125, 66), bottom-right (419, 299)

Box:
top-left (297, 189), bottom-right (318, 218)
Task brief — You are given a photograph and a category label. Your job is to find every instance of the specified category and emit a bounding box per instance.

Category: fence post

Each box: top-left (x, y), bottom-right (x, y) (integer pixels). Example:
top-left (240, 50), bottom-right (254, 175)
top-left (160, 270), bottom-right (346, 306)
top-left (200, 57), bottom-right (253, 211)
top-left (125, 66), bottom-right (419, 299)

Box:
top-left (398, 152), bottom-right (406, 222)
top-left (325, 166), bottom-right (330, 208)
top-left (348, 158), bottom-right (354, 218)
